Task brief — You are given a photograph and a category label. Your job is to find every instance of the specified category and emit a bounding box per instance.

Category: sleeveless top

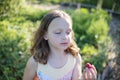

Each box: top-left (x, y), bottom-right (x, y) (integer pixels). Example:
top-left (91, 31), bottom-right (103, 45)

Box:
top-left (36, 54), bottom-right (76, 80)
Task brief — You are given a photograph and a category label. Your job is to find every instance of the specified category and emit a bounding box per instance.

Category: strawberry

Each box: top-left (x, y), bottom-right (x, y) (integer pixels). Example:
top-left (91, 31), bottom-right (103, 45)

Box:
top-left (85, 63), bottom-right (93, 69)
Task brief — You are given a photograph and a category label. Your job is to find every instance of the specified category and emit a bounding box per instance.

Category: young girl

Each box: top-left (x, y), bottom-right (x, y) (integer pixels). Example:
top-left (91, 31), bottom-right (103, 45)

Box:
top-left (23, 10), bottom-right (97, 80)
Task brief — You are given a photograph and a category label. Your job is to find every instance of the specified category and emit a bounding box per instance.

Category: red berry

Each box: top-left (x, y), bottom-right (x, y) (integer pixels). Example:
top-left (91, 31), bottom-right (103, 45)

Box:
top-left (86, 63), bottom-right (93, 69)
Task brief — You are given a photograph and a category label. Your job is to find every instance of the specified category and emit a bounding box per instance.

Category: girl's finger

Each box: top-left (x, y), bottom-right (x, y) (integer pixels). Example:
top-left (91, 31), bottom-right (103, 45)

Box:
top-left (83, 69), bottom-right (88, 80)
top-left (86, 68), bottom-right (90, 80)
top-left (85, 67), bottom-right (93, 80)
top-left (89, 68), bottom-right (97, 80)
top-left (87, 68), bottom-right (93, 80)
top-left (91, 65), bottom-right (97, 74)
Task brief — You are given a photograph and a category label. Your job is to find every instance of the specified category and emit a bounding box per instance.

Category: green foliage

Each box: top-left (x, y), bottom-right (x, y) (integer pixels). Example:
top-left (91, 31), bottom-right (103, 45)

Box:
top-left (102, 0), bottom-right (113, 9)
top-left (0, 0), bottom-right (24, 20)
top-left (0, 3), bottom-right (47, 79)
top-left (18, 5), bottom-right (48, 22)
top-left (30, 0), bottom-right (120, 12)
top-left (0, 1), bottom-right (112, 78)
top-left (71, 8), bottom-right (110, 49)
top-left (103, 0), bottom-right (120, 11)
top-left (0, 21), bottom-right (30, 80)
top-left (82, 44), bottom-right (97, 55)
top-left (78, 0), bottom-right (97, 5)
top-left (66, 8), bottom-right (111, 72)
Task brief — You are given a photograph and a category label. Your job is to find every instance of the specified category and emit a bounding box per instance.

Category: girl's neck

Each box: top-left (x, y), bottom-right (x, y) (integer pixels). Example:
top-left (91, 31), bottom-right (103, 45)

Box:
top-left (48, 49), bottom-right (68, 69)
top-left (49, 50), bottom-right (66, 58)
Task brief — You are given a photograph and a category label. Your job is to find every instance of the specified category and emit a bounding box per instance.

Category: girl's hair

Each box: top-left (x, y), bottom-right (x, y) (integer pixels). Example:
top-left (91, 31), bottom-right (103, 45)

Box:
top-left (31, 10), bottom-right (80, 64)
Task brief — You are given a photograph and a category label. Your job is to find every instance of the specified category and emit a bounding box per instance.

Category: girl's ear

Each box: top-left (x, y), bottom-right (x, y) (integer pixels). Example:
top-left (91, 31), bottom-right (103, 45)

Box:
top-left (43, 32), bottom-right (48, 40)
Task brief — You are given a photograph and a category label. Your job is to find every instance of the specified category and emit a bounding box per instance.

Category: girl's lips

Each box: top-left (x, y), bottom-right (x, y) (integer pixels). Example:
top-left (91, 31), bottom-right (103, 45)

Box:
top-left (60, 42), bottom-right (68, 45)
top-left (60, 42), bottom-right (68, 44)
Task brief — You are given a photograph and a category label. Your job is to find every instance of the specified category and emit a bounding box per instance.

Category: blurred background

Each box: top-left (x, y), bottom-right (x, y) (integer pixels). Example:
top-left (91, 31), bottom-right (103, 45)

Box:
top-left (0, 0), bottom-right (120, 80)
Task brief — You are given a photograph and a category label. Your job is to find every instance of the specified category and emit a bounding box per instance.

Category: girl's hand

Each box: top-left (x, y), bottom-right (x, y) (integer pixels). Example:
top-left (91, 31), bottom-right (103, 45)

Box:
top-left (83, 63), bottom-right (97, 80)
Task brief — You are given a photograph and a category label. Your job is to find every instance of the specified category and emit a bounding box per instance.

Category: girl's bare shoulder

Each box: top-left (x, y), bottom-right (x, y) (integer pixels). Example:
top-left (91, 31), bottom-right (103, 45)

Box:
top-left (76, 53), bottom-right (82, 63)
top-left (23, 56), bottom-right (37, 80)
top-left (71, 53), bottom-right (82, 80)
top-left (27, 56), bottom-right (37, 67)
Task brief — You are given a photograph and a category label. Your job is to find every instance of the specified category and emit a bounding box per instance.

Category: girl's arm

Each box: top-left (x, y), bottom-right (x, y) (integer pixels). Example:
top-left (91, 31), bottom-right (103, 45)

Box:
top-left (72, 54), bottom-right (97, 80)
top-left (23, 56), bottom-right (37, 80)
top-left (72, 54), bottom-right (82, 80)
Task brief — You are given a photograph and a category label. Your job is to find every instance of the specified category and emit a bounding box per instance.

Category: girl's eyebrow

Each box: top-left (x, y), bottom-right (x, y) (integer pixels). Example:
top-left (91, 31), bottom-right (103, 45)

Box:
top-left (53, 29), bottom-right (62, 32)
top-left (54, 28), bottom-right (72, 31)
top-left (54, 28), bottom-right (62, 31)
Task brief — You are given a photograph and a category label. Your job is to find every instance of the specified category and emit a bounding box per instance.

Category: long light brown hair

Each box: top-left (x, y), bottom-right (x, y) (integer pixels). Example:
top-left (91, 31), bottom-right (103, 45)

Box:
top-left (31, 10), bottom-right (80, 64)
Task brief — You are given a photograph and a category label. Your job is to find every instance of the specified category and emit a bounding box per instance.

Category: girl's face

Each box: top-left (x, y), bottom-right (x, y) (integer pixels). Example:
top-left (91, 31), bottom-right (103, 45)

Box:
top-left (45, 17), bottom-right (72, 51)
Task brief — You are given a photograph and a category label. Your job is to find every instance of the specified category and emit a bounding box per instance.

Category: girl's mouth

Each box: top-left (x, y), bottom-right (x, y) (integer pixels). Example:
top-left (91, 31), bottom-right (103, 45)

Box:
top-left (60, 42), bottom-right (68, 46)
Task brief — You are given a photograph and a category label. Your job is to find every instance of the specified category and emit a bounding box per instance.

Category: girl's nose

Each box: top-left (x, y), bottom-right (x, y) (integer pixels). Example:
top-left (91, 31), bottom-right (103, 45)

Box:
top-left (62, 34), bottom-right (67, 40)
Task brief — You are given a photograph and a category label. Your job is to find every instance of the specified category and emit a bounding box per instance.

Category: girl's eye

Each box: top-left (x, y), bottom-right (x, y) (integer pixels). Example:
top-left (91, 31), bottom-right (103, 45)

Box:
top-left (66, 32), bottom-right (70, 35)
top-left (55, 32), bottom-right (61, 34)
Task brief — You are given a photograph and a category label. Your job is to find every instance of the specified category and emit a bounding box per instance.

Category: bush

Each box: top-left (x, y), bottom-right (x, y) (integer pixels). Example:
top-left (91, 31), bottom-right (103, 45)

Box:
top-left (0, 0), bottom-right (24, 20)
top-left (0, 3), bottom-right (48, 79)
top-left (0, 20), bottom-right (30, 79)
top-left (0, 2), bottom-right (111, 78)
top-left (66, 8), bottom-right (111, 72)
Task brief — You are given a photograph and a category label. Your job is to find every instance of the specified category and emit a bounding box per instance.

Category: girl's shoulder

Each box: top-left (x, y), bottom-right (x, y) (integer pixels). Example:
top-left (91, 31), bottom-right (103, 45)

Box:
top-left (27, 56), bottom-right (37, 68)
top-left (70, 53), bottom-right (82, 63)
top-left (25, 56), bottom-right (38, 73)
top-left (71, 53), bottom-right (82, 80)
top-left (75, 53), bottom-right (82, 63)
top-left (25, 56), bottom-right (38, 74)
top-left (23, 56), bottom-right (37, 80)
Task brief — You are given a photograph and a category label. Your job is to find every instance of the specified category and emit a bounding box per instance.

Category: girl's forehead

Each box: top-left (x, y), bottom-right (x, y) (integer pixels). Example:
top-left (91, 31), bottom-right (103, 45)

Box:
top-left (48, 17), bottom-right (72, 30)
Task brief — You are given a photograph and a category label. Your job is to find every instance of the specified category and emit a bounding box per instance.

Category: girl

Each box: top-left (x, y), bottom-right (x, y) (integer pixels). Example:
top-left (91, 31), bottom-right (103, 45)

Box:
top-left (23, 10), bottom-right (97, 80)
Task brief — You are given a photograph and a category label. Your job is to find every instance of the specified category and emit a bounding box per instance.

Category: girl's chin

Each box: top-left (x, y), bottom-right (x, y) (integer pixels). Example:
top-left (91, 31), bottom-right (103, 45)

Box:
top-left (63, 47), bottom-right (69, 51)
top-left (58, 47), bottom-right (68, 51)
